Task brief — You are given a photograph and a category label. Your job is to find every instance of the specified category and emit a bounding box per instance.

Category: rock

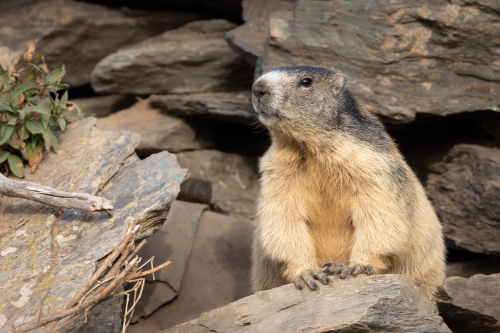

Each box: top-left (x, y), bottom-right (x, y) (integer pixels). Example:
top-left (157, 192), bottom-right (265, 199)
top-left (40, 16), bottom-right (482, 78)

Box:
top-left (96, 100), bottom-right (214, 156)
top-left (0, 46), bottom-right (19, 74)
top-left (149, 92), bottom-right (255, 124)
top-left (131, 201), bottom-right (208, 322)
top-left (447, 260), bottom-right (500, 278)
top-left (91, 20), bottom-right (254, 95)
top-left (175, 150), bottom-right (259, 220)
top-left (0, 0), bottom-right (201, 87)
top-left (437, 274), bottom-right (500, 333)
top-left (128, 211), bottom-right (254, 333)
top-left (162, 274), bottom-right (450, 333)
top-left (70, 95), bottom-right (136, 118)
top-left (256, 0), bottom-right (500, 123)
top-left (0, 118), bottom-right (188, 332)
top-left (426, 144), bottom-right (500, 254)
top-left (224, 0), bottom-right (296, 65)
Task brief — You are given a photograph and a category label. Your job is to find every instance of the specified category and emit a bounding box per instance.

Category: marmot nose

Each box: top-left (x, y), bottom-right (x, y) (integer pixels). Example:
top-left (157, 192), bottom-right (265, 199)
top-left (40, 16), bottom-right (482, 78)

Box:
top-left (253, 89), bottom-right (266, 98)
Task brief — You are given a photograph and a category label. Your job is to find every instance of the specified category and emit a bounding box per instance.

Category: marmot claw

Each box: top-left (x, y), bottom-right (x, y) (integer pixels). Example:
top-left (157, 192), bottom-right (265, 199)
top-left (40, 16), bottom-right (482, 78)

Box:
top-left (294, 268), bottom-right (333, 291)
top-left (322, 263), bottom-right (374, 279)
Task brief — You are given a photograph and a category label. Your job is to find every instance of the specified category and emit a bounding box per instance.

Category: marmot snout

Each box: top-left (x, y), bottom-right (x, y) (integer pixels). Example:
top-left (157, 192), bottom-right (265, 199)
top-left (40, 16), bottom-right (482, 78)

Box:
top-left (251, 66), bottom-right (445, 293)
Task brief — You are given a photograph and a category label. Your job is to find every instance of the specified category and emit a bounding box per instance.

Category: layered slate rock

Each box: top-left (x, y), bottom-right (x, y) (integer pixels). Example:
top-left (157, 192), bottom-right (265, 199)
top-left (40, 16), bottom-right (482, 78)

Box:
top-left (437, 274), bottom-right (500, 333)
top-left (0, 118), bottom-right (187, 332)
top-left (427, 144), bottom-right (500, 254)
top-left (91, 20), bottom-right (254, 95)
top-left (149, 92), bottom-right (254, 124)
top-left (176, 150), bottom-right (259, 220)
top-left (0, 0), bottom-right (201, 87)
top-left (163, 274), bottom-right (451, 333)
top-left (131, 201), bottom-right (208, 322)
top-left (96, 100), bottom-right (214, 156)
top-left (129, 211), bottom-right (253, 333)
top-left (257, 0), bottom-right (500, 123)
top-left (70, 95), bottom-right (135, 118)
top-left (224, 0), bottom-right (296, 65)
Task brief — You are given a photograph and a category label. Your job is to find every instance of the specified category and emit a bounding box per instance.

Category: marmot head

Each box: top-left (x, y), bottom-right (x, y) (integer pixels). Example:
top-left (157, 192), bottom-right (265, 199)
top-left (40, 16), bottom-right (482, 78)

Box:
top-left (252, 66), bottom-right (349, 135)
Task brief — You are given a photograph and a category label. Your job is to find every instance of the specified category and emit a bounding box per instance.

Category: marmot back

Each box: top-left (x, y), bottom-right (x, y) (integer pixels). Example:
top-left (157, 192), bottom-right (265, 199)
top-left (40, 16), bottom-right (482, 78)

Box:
top-left (251, 66), bottom-right (445, 293)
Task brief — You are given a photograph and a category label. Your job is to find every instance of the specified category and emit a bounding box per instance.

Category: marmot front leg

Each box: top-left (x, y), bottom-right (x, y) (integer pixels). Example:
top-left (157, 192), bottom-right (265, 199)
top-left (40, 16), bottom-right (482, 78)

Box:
top-left (293, 268), bottom-right (333, 291)
top-left (322, 262), bottom-right (374, 279)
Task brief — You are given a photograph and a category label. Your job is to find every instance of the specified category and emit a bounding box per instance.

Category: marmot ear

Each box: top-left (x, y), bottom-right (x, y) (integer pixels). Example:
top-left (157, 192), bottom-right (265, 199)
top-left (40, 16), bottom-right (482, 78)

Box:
top-left (331, 73), bottom-right (348, 96)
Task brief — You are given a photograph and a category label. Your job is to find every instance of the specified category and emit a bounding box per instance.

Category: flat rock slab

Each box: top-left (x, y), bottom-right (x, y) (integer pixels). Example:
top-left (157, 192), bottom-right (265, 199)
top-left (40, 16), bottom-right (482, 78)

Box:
top-left (91, 20), bottom-right (254, 95)
top-left (96, 100), bottom-right (214, 155)
top-left (149, 92), bottom-right (255, 124)
top-left (0, 118), bottom-right (187, 332)
top-left (176, 150), bottom-right (259, 220)
top-left (131, 201), bottom-right (208, 322)
top-left (437, 273), bottom-right (500, 333)
top-left (164, 274), bottom-right (450, 333)
top-left (70, 95), bottom-right (135, 118)
top-left (426, 144), bottom-right (500, 254)
top-left (128, 211), bottom-right (253, 333)
top-left (0, 0), bottom-right (201, 87)
top-left (257, 0), bottom-right (500, 123)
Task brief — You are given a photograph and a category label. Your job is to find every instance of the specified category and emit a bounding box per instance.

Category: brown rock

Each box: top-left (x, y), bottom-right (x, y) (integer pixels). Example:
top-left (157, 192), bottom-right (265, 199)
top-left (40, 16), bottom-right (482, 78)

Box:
top-left (176, 150), bottom-right (259, 220)
top-left (426, 144), bottom-right (500, 254)
top-left (0, 0), bottom-right (201, 87)
top-left (149, 92), bottom-right (255, 124)
top-left (162, 274), bottom-right (450, 333)
top-left (96, 100), bottom-right (214, 155)
top-left (70, 95), bottom-right (135, 118)
top-left (437, 274), bottom-right (500, 333)
top-left (131, 201), bottom-right (208, 322)
top-left (0, 118), bottom-right (188, 332)
top-left (256, 0), bottom-right (500, 123)
top-left (224, 0), bottom-right (296, 65)
top-left (128, 211), bottom-right (254, 333)
top-left (91, 20), bottom-right (254, 95)
top-left (447, 260), bottom-right (500, 278)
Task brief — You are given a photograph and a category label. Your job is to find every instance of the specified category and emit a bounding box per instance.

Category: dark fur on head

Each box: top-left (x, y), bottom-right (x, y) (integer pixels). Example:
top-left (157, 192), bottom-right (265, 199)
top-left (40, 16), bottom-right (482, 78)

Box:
top-left (252, 66), bottom-right (389, 152)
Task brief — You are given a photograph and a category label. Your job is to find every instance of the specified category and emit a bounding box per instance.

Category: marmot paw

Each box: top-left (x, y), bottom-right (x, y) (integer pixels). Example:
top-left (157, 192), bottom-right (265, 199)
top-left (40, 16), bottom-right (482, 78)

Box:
top-left (321, 263), bottom-right (374, 279)
top-left (293, 268), bottom-right (333, 291)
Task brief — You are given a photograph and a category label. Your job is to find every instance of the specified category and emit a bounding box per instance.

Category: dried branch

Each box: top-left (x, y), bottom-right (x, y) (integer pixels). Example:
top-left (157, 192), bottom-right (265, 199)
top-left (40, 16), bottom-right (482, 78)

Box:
top-left (12, 220), bottom-right (171, 333)
top-left (0, 173), bottom-right (114, 214)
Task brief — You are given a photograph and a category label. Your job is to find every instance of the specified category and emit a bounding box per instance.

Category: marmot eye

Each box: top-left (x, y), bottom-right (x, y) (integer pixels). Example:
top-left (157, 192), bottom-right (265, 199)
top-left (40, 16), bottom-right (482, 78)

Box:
top-left (300, 78), bottom-right (313, 87)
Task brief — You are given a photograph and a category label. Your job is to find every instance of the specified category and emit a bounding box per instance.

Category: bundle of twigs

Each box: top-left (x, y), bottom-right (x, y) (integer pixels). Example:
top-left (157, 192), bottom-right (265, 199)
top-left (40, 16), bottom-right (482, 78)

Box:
top-left (11, 219), bottom-right (170, 333)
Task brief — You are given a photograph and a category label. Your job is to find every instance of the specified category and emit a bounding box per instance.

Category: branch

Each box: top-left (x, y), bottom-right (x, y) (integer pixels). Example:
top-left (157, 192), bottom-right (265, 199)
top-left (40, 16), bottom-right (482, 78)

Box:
top-left (0, 173), bottom-right (113, 214)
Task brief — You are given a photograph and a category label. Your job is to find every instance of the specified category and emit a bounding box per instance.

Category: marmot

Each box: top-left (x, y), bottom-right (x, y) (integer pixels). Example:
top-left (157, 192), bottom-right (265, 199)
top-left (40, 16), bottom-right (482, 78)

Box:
top-left (251, 66), bottom-right (445, 294)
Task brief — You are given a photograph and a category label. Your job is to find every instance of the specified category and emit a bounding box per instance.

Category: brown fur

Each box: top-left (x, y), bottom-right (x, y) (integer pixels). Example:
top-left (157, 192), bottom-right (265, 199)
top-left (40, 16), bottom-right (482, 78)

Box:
top-left (251, 66), bottom-right (445, 294)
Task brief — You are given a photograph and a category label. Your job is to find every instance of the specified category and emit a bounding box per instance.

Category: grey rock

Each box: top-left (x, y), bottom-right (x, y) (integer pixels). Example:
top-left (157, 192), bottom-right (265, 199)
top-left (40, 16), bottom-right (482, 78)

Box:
top-left (70, 95), bottom-right (135, 118)
top-left (149, 92), bottom-right (255, 124)
top-left (131, 201), bottom-right (208, 322)
top-left (0, 0), bottom-right (201, 87)
top-left (163, 274), bottom-right (451, 333)
top-left (437, 274), bottom-right (500, 333)
top-left (91, 20), bottom-right (254, 95)
top-left (256, 0), bottom-right (500, 123)
top-left (128, 211), bottom-right (253, 333)
top-left (224, 0), bottom-right (296, 65)
top-left (426, 144), bottom-right (500, 254)
top-left (96, 100), bottom-right (214, 156)
top-left (0, 118), bottom-right (188, 332)
top-left (176, 150), bottom-right (259, 220)
top-left (447, 260), bottom-right (500, 278)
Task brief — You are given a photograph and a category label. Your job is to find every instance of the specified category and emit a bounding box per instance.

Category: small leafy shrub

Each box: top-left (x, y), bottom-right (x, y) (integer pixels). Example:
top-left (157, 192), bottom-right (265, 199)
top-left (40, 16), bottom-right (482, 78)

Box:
top-left (0, 40), bottom-right (93, 178)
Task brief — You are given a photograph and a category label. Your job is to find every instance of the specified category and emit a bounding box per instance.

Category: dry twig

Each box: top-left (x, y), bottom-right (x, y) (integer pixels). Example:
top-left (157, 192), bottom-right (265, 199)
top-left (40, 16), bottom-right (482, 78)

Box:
top-left (11, 219), bottom-right (170, 333)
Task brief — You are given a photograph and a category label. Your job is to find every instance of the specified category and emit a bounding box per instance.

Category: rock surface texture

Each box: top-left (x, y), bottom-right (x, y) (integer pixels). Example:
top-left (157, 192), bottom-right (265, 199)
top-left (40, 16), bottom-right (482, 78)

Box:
top-left (224, 0), bottom-right (296, 65)
top-left (96, 100), bottom-right (214, 156)
top-left (0, 118), bottom-right (187, 332)
top-left (0, 0), bottom-right (201, 87)
top-left (163, 274), bottom-right (451, 333)
top-left (131, 201), bottom-right (208, 322)
top-left (149, 92), bottom-right (255, 124)
top-left (70, 95), bottom-right (135, 118)
top-left (257, 0), bottom-right (500, 123)
top-left (129, 211), bottom-right (254, 333)
top-left (91, 20), bottom-right (254, 95)
top-left (176, 150), bottom-right (259, 220)
top-left (427, 144), bottom-right (500, 255)
top-left (437, 273), bottom-right (500, 333)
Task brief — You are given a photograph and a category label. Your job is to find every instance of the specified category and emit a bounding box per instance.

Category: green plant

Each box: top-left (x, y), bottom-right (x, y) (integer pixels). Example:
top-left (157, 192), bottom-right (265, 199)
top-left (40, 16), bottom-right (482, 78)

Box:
top-left (0, 40), bottom-right (93, 178)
